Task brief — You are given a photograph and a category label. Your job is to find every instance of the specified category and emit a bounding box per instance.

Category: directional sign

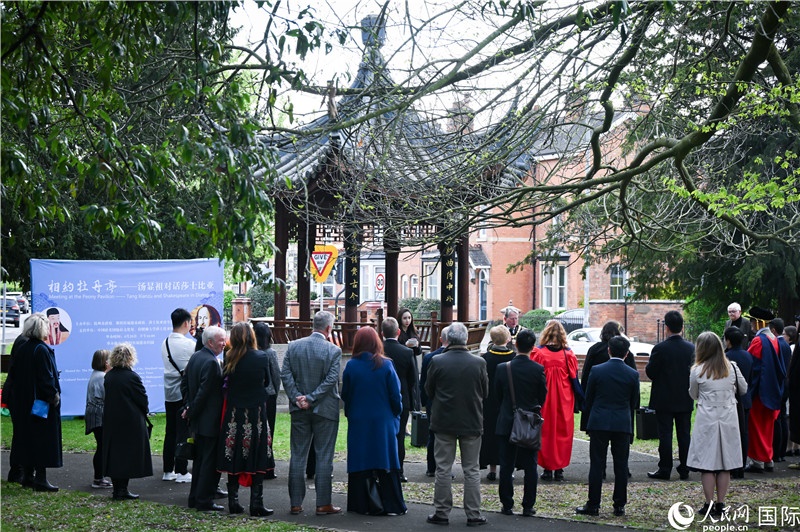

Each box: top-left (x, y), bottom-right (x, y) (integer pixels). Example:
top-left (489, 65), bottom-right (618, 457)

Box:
top-left (310, 245), bottom-right (339, 283)
top-left (375, 273), bottom-right (386, 292)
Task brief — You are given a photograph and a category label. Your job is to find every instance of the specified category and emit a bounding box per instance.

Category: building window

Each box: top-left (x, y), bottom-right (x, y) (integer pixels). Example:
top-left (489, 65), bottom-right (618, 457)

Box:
top-left (410, 275), bottom-right (419, 297)
top-left (610, 264), bottom-right (627, 300)
top-left (424, 263), bottom-right (439, 300)
top-left (541, 264), bottom-right (567, 310)
top-left (401, 275), bottom-right (409, 299)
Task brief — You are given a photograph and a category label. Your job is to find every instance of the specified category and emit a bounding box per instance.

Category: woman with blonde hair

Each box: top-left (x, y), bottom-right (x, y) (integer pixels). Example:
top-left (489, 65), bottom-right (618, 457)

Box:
top-left (687, 332), bottom-right (748, 518)
top-left (531, 320), bottom-right (577, 481)
top-left (103, 343), bottom-right (153, 500)
top-left (217, 322), bottom-right (274, 516)
top-left (10, 312), bottom-right (62, 491)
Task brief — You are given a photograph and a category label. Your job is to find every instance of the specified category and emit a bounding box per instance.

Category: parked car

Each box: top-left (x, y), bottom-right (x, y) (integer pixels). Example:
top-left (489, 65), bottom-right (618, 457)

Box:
top-left (2, 297), bottom-right (21, 327)
top-left (554, 308), bottom-right (589, 333)
top-left (7, 292), bottom-right (29, 313)
top-left (567, 327), bottom-right (654, 356)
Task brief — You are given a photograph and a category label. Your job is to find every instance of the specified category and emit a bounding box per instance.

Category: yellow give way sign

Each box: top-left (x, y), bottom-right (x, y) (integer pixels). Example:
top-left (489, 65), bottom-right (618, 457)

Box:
top-left (310, 245), bottom-right (338, 283)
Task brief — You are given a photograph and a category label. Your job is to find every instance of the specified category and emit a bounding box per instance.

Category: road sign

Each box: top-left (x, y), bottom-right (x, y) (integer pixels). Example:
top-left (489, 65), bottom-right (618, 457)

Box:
top-left (375, 273), bottom-right (386, 292)
top-left (310, 245), bottom-right (339, 283)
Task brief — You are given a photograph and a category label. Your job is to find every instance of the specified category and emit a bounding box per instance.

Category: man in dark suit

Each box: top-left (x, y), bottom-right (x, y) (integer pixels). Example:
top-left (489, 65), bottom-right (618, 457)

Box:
top-left (281, 311), bottom-right (342, 516)
top-left (645, 310), bottom-right (695, 480)
top-left (725, 302), bottom-right (753, 347)
top-left (383, 316), bottom-right (420, 482)
top-left (425, 322), bottom-right (489, 527)
top-left (494, 329), bottom-right (546, 517)
top-left (576, 336), bottom-right (640, 517)
top-left (419, 327), bottom-right (449, 477)
top-left (724, 326), bottom-right (754, 478)
top-left (181, 325), bottom-right (226, 511)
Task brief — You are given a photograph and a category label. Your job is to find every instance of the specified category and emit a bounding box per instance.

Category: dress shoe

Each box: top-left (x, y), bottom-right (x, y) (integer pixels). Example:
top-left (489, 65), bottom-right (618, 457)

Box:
top-left (679, 471), bottom-right (690, 480)
top-left (699, 502), bottom-right (712, 517)
top-left (743, 463), bottom-right (765, 473)
top-left (575, 505), bottom-right (600, 516)
top-left (290, 506), bottom-right (303, 515)
top-left (427, 514), bottom-right (449, 526)
top-left (500, 507), bottom-right (513, 515)
top-left (400, 475), bottom-right (409, 483)
top-left (315, 504), bottom-right (342, 515)
top-left (196, 503), bottom-right (224, 511)
top-left (554, 469), bottom-right (564, 481)
top-left (522, 508), bottom-right (536, 517)
top-left (764, 462), bottom-right (774, 472)
top-left (214, 487), bottom-right (228, 498)
top-left (426, 470), bottom-right (435, 477)
top-left (712, 502), bottom-right (726, 518)
top-left (112, 490), bottom-right (140, 500)
top-left (467, 517), bottom-right (488, 527)
top-left (265, 471), bottom-right (277, 480)
top-left (486, 471), bottom-right (497, 481)
top-left (613, 506), bottom-right (625, 516)
top-left (33, 480), bottom-right (59, 492)
top-left (647, 470), bottom-right (671, 480)
top-left (540, 470), bottom-right (553, 481)
top-left (731, 469), bottom-right (744, 478)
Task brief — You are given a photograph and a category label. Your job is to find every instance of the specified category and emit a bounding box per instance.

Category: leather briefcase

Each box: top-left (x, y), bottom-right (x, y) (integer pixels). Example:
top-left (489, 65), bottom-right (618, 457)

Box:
top-left (410, 411), bottom-right (429, 447)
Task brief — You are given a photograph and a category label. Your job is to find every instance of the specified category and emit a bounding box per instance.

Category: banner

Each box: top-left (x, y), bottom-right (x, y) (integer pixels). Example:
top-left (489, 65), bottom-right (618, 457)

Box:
top-left (30, 259), bottom-right (224, 416)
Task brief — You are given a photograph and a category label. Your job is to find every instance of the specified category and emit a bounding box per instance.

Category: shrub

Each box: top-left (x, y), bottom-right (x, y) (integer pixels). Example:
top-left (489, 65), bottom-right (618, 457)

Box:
top-left (415, 298), bottom-right (441, 318)
top-left (247, 284), bottom-right (276, 318)
top-left (520, 309), bottom-right (552, 331)
top-left (399, 297), bottom-right (423, 315)
top-left (223, 290), bottom-right (236, 314)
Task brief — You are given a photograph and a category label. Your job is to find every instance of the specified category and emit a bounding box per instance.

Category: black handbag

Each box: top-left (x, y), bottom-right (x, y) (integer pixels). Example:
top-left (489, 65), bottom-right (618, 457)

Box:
top-left (565, 351), bottom-right (585, 412)
top-left (175, 440), bottom-right (195, 461)
top-left (506, 363), bottom-right (543, 450)
top-left (365, 473), bottom-right (384, 515)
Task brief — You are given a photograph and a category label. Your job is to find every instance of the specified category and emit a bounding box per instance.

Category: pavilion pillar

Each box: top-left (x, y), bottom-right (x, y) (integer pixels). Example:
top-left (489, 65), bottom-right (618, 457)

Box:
top-left (297, 220), bottom-right (315, 321)
top-left (457, 235), bottom-right (470, 322)
top-left (273, 202), bottom-right (288, 320)
top-left (384, 235), bottom-right (400, 319)
top-left (439, 241), bottom-right (456, 323)
top-left (344, 227), bottom-right (362, 322)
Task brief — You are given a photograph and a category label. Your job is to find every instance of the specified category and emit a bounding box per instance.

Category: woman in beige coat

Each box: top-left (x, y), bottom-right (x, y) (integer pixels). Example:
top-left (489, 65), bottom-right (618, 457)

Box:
top-left (686, 332), bottom-right (748, 519)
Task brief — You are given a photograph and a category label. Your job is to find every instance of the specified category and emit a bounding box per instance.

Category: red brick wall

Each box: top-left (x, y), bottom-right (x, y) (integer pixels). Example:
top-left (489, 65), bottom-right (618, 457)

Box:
top-left (588, 300), bottom-right (685, 344)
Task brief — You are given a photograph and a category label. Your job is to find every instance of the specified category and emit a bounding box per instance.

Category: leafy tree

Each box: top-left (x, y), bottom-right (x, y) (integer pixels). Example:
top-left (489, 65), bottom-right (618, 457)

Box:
top-left (247, 283), bottom-right (275, 318)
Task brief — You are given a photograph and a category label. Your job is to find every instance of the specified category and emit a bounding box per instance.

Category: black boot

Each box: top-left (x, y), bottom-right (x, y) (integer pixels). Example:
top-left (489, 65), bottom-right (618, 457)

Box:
top-left (21, 467), bottom-right (34, 488)
top-left (249, 475), bottom-right (274, 517)
top-left (227, 475), bottom-right (244, 514)
top-left (33, 468), bottom-right (58, 492)
top-left (111, 478), bottom-right (139, 500)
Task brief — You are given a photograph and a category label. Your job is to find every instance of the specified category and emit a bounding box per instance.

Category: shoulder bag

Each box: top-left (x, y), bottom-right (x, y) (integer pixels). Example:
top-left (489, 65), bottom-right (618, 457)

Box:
top-left (565, 350), bottom-right (585, 413)
top-left (165, 339), bottom-right (183, 376)
top-left (506, 363), bottom-right (543, 450)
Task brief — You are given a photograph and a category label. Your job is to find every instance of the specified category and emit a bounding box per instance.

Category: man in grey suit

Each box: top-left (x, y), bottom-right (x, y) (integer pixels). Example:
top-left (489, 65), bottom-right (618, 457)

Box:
top-left (425, 322), bottom-right (489, 527)
top-left (576, 336), bottom-right (640, 517)
top-left (281, 311), bottom-right (342, 516)
top-left (181, 325), bottom-right (226, 512)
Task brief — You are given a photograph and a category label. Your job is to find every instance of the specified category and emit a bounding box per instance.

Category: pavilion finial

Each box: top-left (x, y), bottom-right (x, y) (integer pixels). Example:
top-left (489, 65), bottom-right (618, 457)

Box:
top-left (361, 4), bottom-right (387, 48)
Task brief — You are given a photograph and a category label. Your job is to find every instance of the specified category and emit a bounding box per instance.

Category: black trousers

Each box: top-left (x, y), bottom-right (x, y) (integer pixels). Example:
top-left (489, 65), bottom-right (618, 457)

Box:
top-left (588, 430), bottom-right (630, 508)
top-left (163, 400), bottom-right (189, 474)
top-left (92, 428), bottom-right (104, 480)
top-left (426, 407), bottom-right (436, 474)
top-left (773, 400), bottom-right (789, 461)
top-left (497, 435), bottom-right (538, 511)
top-left (656, 410), bottom-right (692, 474)
top-left (188, 434), bottom-right (217, 508)
top-left (397, 409), bottom-right (409, 474)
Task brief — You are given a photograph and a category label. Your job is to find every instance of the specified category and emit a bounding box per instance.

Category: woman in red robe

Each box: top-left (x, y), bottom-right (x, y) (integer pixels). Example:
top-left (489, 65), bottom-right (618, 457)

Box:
top-left (531, 320), bottom-right (577, 480)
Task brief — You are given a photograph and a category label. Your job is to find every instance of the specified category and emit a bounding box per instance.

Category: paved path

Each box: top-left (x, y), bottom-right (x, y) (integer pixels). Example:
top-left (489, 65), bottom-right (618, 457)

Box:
top-left (4, 440), bottom-right (798, 531)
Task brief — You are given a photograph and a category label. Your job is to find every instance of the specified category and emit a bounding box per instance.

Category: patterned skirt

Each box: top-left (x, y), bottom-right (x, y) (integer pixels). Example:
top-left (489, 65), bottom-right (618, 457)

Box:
top-left (217, 403), bottom-right (274, 475)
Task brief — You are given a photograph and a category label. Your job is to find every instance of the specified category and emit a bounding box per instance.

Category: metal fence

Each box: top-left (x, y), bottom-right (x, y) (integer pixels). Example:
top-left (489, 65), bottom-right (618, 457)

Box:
top-left (655, 320), bottom-right (703, 343)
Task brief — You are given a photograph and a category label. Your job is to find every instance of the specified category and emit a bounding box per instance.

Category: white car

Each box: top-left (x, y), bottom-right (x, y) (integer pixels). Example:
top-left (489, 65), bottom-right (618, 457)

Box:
top-left (567, 328), bottom-right (654, 357)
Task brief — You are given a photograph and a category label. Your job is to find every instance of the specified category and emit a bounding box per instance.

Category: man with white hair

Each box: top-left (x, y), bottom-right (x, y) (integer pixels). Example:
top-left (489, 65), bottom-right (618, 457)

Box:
top-left (725, 302), bottom-right (753, 347)
top-left (181, 325), bottom-right (226, 511)
top-left (502, 304), bottom-right (522, 346)
top-left (425, 322), bottom-right (489, 527)
top-left (281, 311), bottom-right (342, 516)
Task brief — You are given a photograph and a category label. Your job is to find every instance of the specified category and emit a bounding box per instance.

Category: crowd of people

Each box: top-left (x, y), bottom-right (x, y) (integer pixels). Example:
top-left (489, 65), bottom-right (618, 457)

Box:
top-left (3, 303), bottom-right (799, 526)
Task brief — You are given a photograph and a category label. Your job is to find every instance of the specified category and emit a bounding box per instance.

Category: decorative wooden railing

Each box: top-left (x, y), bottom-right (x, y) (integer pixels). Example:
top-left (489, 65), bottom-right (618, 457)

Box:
top-left (251, 310), bottom-right (491, 354)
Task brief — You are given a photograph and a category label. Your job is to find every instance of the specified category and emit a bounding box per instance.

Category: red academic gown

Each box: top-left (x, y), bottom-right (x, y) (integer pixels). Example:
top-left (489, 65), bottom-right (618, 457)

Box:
top-left (747, 334), bottom-right (781, 462)
top-left (530, 346), bottom-right (577, 470)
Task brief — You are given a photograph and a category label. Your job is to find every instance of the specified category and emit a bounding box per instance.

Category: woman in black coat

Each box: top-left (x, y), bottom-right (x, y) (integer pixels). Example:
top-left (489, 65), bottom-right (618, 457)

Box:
top-left (480, 325), bottom-right (515, 480)
top-left (10, 313), bottom-right (62, 491)
top-left (217, 323), bottom-right (274, 517)
top-left (103, 343), bottom-right (153, 500)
